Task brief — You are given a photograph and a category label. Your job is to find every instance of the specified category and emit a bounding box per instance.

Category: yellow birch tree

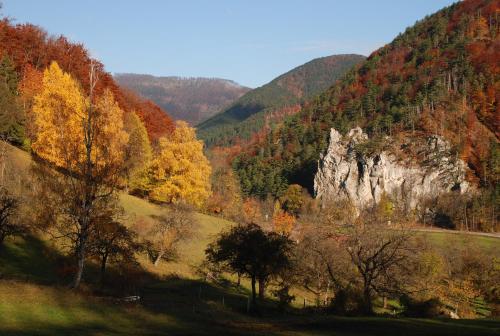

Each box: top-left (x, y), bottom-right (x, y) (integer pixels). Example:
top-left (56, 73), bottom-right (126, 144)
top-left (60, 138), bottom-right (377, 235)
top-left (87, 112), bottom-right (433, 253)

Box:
top-left (149, 121), bottom-right (211, 208)
top-left (31, 61), bottom-right (128, 288)
top-left (31, 61), bottom-right (86, 167)
top-left (123, 111), bottom-right (152, 194)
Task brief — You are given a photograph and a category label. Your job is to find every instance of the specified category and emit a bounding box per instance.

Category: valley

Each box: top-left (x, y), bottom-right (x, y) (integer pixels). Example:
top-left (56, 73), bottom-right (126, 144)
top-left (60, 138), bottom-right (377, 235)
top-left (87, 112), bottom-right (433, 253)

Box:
top-left (1, 140), bottom-right (499, 335)
top-left (0, 0), bottom-right (498, 335)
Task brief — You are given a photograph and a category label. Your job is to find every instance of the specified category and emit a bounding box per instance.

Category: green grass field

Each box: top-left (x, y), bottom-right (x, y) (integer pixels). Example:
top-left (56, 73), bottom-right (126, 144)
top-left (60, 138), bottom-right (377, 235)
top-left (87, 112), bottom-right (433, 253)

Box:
top-left (1, 141), bottom-right (499, 335)
top-left (420, 231), bottom-right (499, 251)
top-left (1, 279), bottom-right (499, 336)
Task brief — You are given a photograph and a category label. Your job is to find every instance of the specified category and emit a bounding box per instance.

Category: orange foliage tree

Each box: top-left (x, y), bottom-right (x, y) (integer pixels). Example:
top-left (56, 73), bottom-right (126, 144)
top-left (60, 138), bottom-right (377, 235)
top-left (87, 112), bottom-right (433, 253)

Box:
top-left (272, 210), bottom-right (295, 235)
top-left (242, 198), bottom-right (262, 224)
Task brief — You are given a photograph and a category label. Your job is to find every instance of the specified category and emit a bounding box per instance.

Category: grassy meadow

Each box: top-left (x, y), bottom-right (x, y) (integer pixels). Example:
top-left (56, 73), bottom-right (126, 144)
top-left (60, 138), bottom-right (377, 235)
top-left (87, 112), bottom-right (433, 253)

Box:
top-left (0, 141), bottom-right (499, 335)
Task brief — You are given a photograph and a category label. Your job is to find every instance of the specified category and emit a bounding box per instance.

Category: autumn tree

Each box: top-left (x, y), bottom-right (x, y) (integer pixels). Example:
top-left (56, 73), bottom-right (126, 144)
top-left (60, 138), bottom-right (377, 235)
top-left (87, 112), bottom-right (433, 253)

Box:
top-left (18, 64), bottom-right (43, 140)
top-left (294, 200), bottom-right (421, 314)
top-left (88, 215), bottom-right (138, 284)
top-left (149, 121), bottom-right (211, 208)
top-left (18, 64), bottom-right (43, 110)
top-left (31, 62), bottom-right (87, 166)
top-left (207, 147), bottom-right (243, 219)
top-left (123, 111), bottom-right (152, 194)
top-left (280, 184), bottom-right (304, 216)
top-left (294, 200), bottom-right (357, 310)
top-left (206, 223), bottom-right (294, 305)
top-left (0, 55), bottom-right (25, 145)
top-left (31, 61), bottom-right (128, 288)
top-left (207, 167), bottom-right (242, 219)
top-left (295, 224), bottom-right (354, 310)
top-left (242, 198), bottom-right (263, 224)
top-left (272, 209), bottom-right (295, 235)
top-left (414, 241), bottom-right (500, 318)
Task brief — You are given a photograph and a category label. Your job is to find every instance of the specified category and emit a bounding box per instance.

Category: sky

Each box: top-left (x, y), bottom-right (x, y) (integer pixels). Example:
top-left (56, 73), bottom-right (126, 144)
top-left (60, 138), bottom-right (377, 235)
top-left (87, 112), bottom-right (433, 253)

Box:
top-left (4, 0), bottom-right (457, 88)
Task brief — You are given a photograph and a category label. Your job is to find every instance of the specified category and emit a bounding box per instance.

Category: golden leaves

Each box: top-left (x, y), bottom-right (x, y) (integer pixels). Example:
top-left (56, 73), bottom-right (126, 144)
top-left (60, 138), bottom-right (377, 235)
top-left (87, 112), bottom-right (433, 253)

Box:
top-left (149, 121), bottom-right (211, 208)
top-left (31, 62), bottom-right (127, 173)
top-left (32, 61), bottom-right (86, 167)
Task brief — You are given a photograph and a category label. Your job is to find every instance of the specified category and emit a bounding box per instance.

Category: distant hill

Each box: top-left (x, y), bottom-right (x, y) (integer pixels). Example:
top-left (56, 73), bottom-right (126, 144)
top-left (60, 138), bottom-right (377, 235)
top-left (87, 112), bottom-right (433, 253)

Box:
top-left (114, 74), bottom-right (250, 125)
top-left (197, 54), bottom-right (366, 146)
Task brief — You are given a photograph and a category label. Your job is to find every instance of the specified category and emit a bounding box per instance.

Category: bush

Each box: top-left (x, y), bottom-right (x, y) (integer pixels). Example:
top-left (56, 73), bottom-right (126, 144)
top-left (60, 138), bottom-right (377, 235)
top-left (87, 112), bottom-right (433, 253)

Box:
top-left (272, 285), bottom-right (295, 312)
top-left (329, 288), bottom-right (363, 316)
top-left (400, 295), bottom-right (443, 318)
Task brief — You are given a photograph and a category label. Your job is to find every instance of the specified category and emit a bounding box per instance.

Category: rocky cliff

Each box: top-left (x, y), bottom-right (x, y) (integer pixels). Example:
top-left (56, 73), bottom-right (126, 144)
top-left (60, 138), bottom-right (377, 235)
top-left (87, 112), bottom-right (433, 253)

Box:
top-left (314, 128), bottom-right (469, 211)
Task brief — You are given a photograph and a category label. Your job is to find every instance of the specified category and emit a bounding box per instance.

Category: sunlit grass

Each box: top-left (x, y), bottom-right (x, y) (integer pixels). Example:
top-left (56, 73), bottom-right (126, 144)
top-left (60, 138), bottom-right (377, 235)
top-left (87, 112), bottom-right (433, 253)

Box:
top-left (1, 141), bottom-right (499, 335)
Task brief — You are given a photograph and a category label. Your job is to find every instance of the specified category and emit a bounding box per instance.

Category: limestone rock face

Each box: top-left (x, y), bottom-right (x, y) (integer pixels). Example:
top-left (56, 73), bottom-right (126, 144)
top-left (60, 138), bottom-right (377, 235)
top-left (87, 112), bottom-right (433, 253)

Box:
top-left (314, 128), bottom-right (469, 211)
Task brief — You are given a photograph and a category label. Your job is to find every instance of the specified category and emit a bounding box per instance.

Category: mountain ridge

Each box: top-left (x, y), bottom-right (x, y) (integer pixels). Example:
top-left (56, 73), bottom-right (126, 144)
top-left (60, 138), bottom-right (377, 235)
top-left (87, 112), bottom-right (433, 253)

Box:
top-left (115, 74), bottom-right (250, 125)
top-left (197, 54), bottom-right (366, 146)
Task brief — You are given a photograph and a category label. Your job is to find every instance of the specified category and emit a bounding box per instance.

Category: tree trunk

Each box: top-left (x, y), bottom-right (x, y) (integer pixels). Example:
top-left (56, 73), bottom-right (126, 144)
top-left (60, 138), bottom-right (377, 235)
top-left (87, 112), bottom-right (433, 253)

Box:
top-left (71, 236), bottom-right (87, 289)
top-left (258, 277), bottom-right (265, 300)
top-left (237, 273), bottom-right (241, 287)
top-left (251, 275), bottom-right (257, 305)
top-left (362, 287), bottom-right (373, 315)
top-left (71, 60), bottom-right (96, 290)
top-left (100, 253), bottom-right (108, 285)
top-left (154, 250), bottom-right (165, 267)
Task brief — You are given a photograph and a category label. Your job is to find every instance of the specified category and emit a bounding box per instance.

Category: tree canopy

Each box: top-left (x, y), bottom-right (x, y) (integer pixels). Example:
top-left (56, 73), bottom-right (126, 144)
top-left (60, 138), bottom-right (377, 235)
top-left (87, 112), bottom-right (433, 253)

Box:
top-left (206, 223), bottom-right (294, 304)
top-left (149, 121), bottom-right (211, 208)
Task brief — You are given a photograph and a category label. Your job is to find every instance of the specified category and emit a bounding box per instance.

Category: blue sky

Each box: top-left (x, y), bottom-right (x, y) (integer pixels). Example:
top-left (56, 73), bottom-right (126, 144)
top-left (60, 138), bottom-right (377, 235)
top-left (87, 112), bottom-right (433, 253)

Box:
top-left (4, 0), bottom-right (457, 88)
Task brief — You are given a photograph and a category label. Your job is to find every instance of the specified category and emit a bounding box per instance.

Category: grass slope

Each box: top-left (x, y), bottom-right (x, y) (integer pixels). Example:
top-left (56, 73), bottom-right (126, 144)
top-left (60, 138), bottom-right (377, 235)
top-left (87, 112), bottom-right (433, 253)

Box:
top-left (1, 142), bottom-right (499, 335)
top-left (1, 279), bottom-right (499, 336)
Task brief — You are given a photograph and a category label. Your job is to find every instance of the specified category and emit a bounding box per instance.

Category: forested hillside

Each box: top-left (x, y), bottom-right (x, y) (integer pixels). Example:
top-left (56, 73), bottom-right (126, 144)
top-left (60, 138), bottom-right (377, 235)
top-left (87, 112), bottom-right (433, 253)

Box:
top-left (233, 0), bottom-right (499, 200)
top-left (0, 19), bottom-right (174, 143)
top-left (197, 54), bottom-right (365, 146)
top-left (115, 74), bottom-right (250, 125)
top-left (1, 2), bottom-right (500, 332)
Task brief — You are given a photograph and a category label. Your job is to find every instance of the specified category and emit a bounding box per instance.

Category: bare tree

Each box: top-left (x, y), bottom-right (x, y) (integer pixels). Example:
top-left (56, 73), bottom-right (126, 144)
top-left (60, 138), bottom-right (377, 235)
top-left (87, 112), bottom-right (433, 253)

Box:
top-left (134, 203), bottom-right (195, 267)
top-left (0, 186), bottom-right (25, 246)
top-left (294, 200), bottom-right (357, 306)
top-left (295, 200), bottom-right (420, 314)
top-left (343, 218), bottom-right (417, 315)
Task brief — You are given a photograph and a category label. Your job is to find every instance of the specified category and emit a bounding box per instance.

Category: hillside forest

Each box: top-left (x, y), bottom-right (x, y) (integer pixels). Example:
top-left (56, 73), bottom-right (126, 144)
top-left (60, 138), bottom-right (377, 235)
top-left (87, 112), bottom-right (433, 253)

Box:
top-left (225, 0), bottom-right (499, 233)
top-left (0, 1), bottom-right (499, 335)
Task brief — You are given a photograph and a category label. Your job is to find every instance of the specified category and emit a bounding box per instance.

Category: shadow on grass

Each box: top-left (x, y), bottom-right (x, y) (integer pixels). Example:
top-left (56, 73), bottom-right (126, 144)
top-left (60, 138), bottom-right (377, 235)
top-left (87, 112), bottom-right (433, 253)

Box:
top-left (134, 276), bottom-right (500, 335)
top-left (0, 235), bottom-right (64, 284)
top-left (280, 315), bottom-right (500, 336)
top-left (1, 236), bottom-right (499, 336)
top-left (0, 279), bottom-right (281, 336)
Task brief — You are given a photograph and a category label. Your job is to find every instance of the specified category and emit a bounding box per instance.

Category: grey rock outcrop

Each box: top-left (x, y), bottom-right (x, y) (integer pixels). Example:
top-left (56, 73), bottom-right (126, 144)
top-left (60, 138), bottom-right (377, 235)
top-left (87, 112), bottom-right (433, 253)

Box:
top-left (314, 127), bottom-right (469, 211)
